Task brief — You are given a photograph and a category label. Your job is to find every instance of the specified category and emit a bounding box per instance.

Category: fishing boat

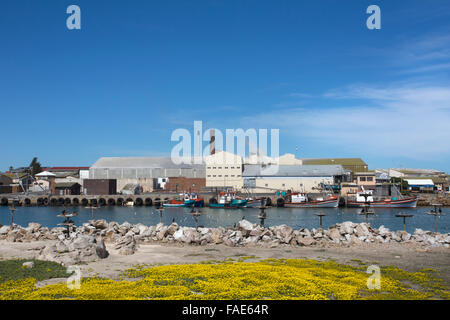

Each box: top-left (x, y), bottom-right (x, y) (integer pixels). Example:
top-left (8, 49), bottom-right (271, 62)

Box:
top-left (163, 194), bottom-right (196, 207)
top-left (244, 197), bottom-right (267, 208)
top-left (209, 191), bottom-right (247, 209)
top-left (186, 193), bottom-right (204, 207)
top-left (346, 187), bottom-right (417, 208)
top-left (283, 193), bottom-right (339, 208)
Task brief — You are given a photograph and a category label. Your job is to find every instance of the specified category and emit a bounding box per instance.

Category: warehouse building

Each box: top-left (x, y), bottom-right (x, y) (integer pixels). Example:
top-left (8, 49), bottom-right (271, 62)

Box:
top-left (205, 151), bottom-right (244, 190)
top-left (405, 179), bottom-right (435, 193)
top-left (89, 157), bottom-right (205, 193)
top-left (243, 164), bottom-right (345, 193)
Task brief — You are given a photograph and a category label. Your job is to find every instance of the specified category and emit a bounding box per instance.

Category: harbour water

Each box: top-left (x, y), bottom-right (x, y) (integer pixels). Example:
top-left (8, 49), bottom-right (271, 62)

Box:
top-left (0, 206), bottom-right (448, 234)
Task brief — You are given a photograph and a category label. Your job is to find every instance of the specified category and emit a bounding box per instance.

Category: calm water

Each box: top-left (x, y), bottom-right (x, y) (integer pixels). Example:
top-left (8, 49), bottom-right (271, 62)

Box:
top-left (0, 206), bottom-right (448, 234)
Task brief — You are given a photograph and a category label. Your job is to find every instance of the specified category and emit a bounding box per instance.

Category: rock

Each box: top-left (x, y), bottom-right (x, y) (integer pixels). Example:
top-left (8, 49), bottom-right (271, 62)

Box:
top-left (211, 229), bottom-right (223, 244)
top-left (299, 228), bottom-right (311, 237)
top-left (378, 225), bottom-right (390, 237)
top-left (278, 225), bottom-right (293, 238)
top-left (70, 235), bottom-right (94, 250)
top-left (355, 224), bottom-right (370, 237)
top-left (173, 228), bottom-right (184, 241)
top-left (56, 241), bottom-right (68, 253)
top-left (28, 222), bottom-right (41, 233)
top-left (339, 221), bottom-right (354, 235)
top-left (328, 228), bottom-right (341, 242)
top-left (414, 228), bottom-right (425, 236)
top-left (224, 238), bottom-right (234, 247)
top-left (115, 235), bottom-right (137, 255)
top-left (22, 261), bottom-right (34, 269)
top-left (0, 225), bottom-right (10, 235)
top-left (131, 226), bottom-right (140, 234)
top-left (157, 226), bottom-right (169, 240)
top-left (167, 223), bottom-right (179, 235)
top-left (297, 236), bottom-right (316, 246)
top-left (237, 220), bottom-right (254, 233)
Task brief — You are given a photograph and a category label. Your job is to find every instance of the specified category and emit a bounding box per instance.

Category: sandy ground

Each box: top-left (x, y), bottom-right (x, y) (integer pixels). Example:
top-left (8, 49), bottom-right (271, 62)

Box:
top-left (1, 240), bottom-right (449, 286)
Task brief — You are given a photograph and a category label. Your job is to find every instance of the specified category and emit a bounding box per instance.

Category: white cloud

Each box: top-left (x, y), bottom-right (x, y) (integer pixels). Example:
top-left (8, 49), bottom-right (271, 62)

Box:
top-left (242, 84), bottom-right (450, 160)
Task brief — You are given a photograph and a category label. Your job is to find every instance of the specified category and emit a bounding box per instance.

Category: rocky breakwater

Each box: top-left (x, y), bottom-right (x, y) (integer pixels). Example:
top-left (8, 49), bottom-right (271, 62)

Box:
top-left (1, 219), bottom-right (449, 265)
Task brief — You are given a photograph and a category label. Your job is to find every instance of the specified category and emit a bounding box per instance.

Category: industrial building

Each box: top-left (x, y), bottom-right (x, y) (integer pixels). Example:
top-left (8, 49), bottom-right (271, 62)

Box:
top-left (89, 157), bottom-right (205, 193)
top-left (242, 164), bottom-right (346, 193)
top-left (205, 151), bottom-right (244, 190)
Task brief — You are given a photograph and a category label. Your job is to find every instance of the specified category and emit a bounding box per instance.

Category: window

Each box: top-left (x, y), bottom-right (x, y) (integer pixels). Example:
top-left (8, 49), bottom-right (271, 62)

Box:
top-left (225, 175), bottom-right (228, 177)
top-left (360, 177), bottom-right (366, 181)
top-left (207, 167), bottom-right (211, 169)
top-left (231, 167), bottom-right (235, 169)
top-left (225, 167), bottom-right (228, 169)
top-left (213, 167), bottom-right (216, 169)
top-left (237, 166), bottom-right (241, 169)
top-left (218, 175), bottom-right (222, 177)
top-left (367, 177), bottom-right (373, 181)
top-left (213, 175), bottom-right (216, 177)
top-left (231, 175), bottom-right (235, 177)
top-left (265, 184), bottom-right (268, 187)
top-left (218, 167), bottom-right (222, 169)
top-left (282, 184), bottom-right (285, 187)
top-left (207, 175), bottom-right (211, 177)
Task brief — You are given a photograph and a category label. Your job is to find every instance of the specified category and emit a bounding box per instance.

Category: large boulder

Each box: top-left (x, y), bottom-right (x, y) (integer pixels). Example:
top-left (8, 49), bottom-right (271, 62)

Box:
top-left (173, 228), bottom-right (184, 242)
top-left (328, 228), bottom-right (341, 242)
top-left (237, 220), bottom-right (254, 234)
top-left (297, 236), bottom-right (316, 246)
top-left (114, 235), bottom-right (137, 255)
top-left (167, 223), bottom-right (179, 236)
top-left (27, 222), bottom-right (42, 233)
top-left (0, 225), bottom-right (10, 235)
top-left (91, 220), bottom-right (108, 230)
top-left (339, 222), bottom-right (355, 235)
top-left (355, 224), bottom-right (370, 237)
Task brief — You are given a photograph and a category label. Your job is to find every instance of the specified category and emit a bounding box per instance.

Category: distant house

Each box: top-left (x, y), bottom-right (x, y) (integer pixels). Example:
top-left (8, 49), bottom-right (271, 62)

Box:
top-left (404, 176), bottom-right (448, 193)
top-left (242, 164), bottom-right (345, 193)
top-left (54, 182), bottom-right (81, 195)
top-left (405, 179), bottom-right (434, 193)
top-left (353, 171), bottom-right (376, 188)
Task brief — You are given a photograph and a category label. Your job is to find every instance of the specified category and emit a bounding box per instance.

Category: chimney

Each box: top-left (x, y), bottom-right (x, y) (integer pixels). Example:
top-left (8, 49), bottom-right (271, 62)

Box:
top-left (210, 129), bottom-right (215, 155)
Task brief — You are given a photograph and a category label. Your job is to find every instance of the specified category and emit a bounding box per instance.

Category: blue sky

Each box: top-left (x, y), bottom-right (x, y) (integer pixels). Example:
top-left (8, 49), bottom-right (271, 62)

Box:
top-left (1, 0), bottom-right (449, 172)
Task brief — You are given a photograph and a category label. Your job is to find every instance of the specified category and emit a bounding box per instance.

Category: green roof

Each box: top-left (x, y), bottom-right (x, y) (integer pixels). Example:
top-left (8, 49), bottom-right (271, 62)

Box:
top-left (303, 158), bottom-right (367, 167)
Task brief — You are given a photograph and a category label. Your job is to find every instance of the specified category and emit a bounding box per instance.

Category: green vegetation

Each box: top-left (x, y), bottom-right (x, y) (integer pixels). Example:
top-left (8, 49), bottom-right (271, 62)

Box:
top-left (0, 259), bottom-right (68, 284)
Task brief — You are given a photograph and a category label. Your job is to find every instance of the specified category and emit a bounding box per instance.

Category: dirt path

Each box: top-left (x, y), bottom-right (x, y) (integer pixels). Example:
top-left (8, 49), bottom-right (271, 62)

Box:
top-left (1, 240), bottom-right (449, 285)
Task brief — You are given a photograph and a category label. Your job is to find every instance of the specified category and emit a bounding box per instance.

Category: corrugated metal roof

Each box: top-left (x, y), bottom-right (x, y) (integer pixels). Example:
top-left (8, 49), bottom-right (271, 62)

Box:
top-left (243, 164), bottom-right (345, 177)
top-left (91, 157), bottom-right (204, 169)
top-left (405, 179), bottom-right (434, 186)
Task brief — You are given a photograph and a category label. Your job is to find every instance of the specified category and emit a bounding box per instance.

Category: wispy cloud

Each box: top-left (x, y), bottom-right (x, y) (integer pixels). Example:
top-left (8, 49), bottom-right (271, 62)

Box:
top-left (242, 83), bottom-right (450, 160)
top-left (393, 33), bottom-right (450, 75)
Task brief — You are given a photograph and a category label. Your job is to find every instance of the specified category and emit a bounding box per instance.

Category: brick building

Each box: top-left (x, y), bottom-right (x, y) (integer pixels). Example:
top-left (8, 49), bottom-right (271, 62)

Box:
top-left (164, 177), bottom-right (206, 193)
